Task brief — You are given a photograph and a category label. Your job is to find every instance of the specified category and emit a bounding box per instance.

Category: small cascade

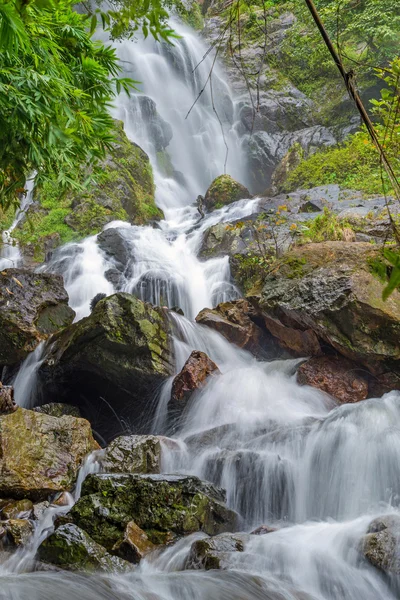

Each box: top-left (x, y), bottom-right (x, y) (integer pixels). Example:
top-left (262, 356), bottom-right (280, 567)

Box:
top-left (0, 177), bottom-right (35, 270)
top-left (13, 342), bottom-right (46, 408)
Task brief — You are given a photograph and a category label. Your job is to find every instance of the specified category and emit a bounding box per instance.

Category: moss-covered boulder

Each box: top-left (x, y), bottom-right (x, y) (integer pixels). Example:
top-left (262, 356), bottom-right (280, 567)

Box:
top-left (0, 269), bottom-right (75, 365)
top-left (68, 473), bottom-right (239, 549)
top-left (33, 403), bottom-right (81, 418)
top-left (101, 435), bottom-right (162, 474)
top-left (253, 242), bottom-right (400, 391)
top-left (39, 293), bottom-right (173, 440)
top-left (362, 515), bottom-right (400, 575)
top-left (13, 122), bottom-right (163, 264)
top-left (204, 175), bottom-right (250, 211)
top-left (37, 523), bottom-right (130, 573)
top-left (0, 407), bottom-right (98, 500)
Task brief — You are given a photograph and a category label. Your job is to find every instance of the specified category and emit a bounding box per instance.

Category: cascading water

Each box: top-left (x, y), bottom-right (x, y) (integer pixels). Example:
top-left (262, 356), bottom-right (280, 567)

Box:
top-left (0, 177), bottom-right (34, 270)
top-left (4, 15), bottom-right (400, 600)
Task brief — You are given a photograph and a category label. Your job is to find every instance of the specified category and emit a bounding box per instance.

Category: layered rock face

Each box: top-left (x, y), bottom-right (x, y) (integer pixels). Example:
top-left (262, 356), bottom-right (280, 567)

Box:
top-left (38, 293), bottom-right (173, 440)
top-left (0, 269), bottom-right (75, 365)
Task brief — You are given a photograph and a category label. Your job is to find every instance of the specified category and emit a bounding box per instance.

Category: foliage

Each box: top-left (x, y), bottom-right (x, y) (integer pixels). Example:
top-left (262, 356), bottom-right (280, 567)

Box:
top-left (0, 0), bottom-right (137, 211)
top-left (298, 208), bottom-right (353, 244)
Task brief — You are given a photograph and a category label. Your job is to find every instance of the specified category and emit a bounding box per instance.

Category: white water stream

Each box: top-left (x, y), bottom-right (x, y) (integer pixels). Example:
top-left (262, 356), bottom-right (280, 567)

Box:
top-left (5, 16), bottom-right (400, 600)
top-left (0, 177), bottom-right (35, 270)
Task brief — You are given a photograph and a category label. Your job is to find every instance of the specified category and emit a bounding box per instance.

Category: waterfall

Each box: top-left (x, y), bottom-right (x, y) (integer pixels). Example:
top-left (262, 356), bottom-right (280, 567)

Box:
top-left (3, 16), bottom-right (400, 600)
top-left (0, 177), bottom-right (35, 270)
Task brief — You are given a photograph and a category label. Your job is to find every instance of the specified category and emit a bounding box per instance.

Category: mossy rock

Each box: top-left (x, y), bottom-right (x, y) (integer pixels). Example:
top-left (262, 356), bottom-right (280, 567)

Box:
top-left (68, 473), bottom-right (239, 550)
top-left (0, 268), bottom-right (75, 365)
top-left (38, 293), bottom-right (173, 441)
top-left (0, 408), bottom-right (99, 500)
top-left (13, 121), bottom-right (163, 264)
top-left (101, 435), bottom-right (162, 474)
top-left (204, 175), bottom-right (250, 211)
top-left (37, 523), bottom-right (130, 573)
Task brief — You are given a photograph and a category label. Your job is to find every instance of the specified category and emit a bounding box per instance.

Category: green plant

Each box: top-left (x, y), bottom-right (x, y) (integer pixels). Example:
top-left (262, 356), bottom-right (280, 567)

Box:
top-left (299, 208), bottom-right (353, 243)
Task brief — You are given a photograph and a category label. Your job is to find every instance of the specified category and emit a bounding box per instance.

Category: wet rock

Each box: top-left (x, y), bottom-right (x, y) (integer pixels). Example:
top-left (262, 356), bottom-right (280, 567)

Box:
top-left (37, 523), bottom-right (130, 573)
top-left (69, 473), bottom-right (239, 549)
top-left (39, 293), bottom-right (173, 441)
top-left (184, 424), bottom-right (237, 450)
top-left (195, 299), bottom-right (276, 358)
top-left (32, 501), bottom-right (50, 520)
top-left (101, 435), bottom-right (162, 474)
top-left (112, 521), bottom-right (156, 563)
top-left (0, 383), bottom-right (17, 413)
top-left (250, 524), bottom-right (278, 535)
top-left (33, 403), bottom-right (81, 418)
top-left (97, 227), bottom-right (131, 275)
top-left (0, 499), bottom-right (33, 520)
top-left (170, 351), bottom-right (220, 415)
top-left (362, 515), bottom-right (400, 574)
top-left (270, 143), bottom-right (303, 195)
top-left (0, 269), bottom-right (75, 365)
top-left (186, 532), bottom-right (249, 570)
top-left (53, 492), bottom-right (73, 507)
top-left (297, 356), bottom-right (368, 404)
top-left (0, 407), bottom-right (98, 500)
top-left (2, 519), bottom-right (33, 547)
top-left (204, 175), bottom-right (250, 211)
top-left (254, 242), bottom-right (400, 383)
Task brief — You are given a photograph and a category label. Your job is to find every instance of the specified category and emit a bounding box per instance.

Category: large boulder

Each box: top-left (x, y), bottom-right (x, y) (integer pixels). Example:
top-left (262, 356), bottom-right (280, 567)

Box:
top-left (0, 269), bottom-right (75, 365)
top-left (101, 435), bottom-right (162, 474)
top-left (38, 293), bottom-right (173, 440)
top-left (195, 299), bottom-right (281, 359)
top-left (68, 473), bottom-right (239, 548)
top-left (253, 242), bottom-right (400, 388)
top-left (362, 515), bottom-right (400, 575)
top-left (204, 175), bottom-right (250, 211)
top-left (0, 408), bottom-right (98, 500)
top-left (297, 356), bottom-right (368, 404)
top-left (170, 351), bottom-right (220, 420)
top-left (37, 523), bottom-right (130, 573)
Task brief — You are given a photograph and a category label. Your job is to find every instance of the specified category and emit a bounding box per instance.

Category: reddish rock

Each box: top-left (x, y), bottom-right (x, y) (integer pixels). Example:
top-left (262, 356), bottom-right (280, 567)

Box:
top-left (171, 351), bottom-right (219, 408)
top-left (297, 356), bottom-right (368, 404)
top-left (262, 314), bottom-right (321, 357)
top-left (195, 299), bottom-right (279, 358)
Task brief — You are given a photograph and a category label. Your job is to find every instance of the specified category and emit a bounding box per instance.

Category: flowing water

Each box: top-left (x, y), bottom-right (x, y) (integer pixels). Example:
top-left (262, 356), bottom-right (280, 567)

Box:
top-left (0, 177), bottom-right (34, 270)
top-left (4, 17), bottom-right (400, 600)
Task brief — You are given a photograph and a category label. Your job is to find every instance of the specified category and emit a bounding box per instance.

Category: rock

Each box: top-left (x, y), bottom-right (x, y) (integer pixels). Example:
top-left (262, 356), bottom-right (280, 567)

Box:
top-left (112, 521), bottom-right (156, 563)
top-left (69, 473), bottom-right (239, 549)
top-left (53, 492), bottom-right (73, 507)
top-left (0, 269), bottom-right (75, 365)
top-left (250, 525), bottom-right (278, 535)
top-left (33, 403), bottom-right (81, 418)
top-left (101, 435), bottom-right (162, 474)
top-left (362, 515), bottom-right (400, 575)
top-left (32, 501), bottom-right (50, 520)
top-left (97, 227), bottom-right (132, 285)
top-left (270, 143), bottom-right (303, 194)
top-left (14, 122), bottom-right (163, 264)
top-left (0, 499), bottom-right (33, 520)
top-left (38, 293), bottom-right (173, 441)
top-left (37, 523), bottom-right (130, 573)
top-left (2, 519), bottom-right (34, 547)
top-left (186, 532), bottom-right (249, 570)
top-left (297, 356), bottom-right (368, 404)
top-left (170, 351), bottom-right (220, 416)
top-left (0, 383), bottom-right (17, 413)
top-left (195, 299), bottom-right (277, 358)
top-left (254, 242), bottom-right (400, 384)
top-left (204, 175), bottom-right (250, 211)
top-left (0, 407), bottom-right (98, 500)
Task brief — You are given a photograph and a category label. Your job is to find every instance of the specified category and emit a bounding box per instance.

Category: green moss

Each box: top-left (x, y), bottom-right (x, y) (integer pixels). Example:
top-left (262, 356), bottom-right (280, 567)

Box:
top-left (177, 0), bottom-right (204, 30)
top-left (298, 208), bottom-right (353, 244)
top-left (205, 175), bottom-right (250, 210)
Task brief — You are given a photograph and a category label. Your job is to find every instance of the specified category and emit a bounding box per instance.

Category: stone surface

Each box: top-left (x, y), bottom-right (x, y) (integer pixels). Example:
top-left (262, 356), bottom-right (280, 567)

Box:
top-left (297, 356), bottom-right (368, 404)
top-left (186, 532), bottom-right (249, 570)
top-left (0, 383), bottom-right (17, 414)
top-left (170, 351), bottom-right (220, 416)
top-left (33, 403), bottom-right (81, 418)
top-left (253, 242), bottom-right (400, 384)
top-left (0, 269), bottom-right (75, 365)
top-left (101, 435), bottom-right (162, 474)
top-left (37, 523), bottom-right (130, 573)
top-left (2, 519), bottom-right (34, 547)
top-left (362, 515), bottom-right (400, 575)
top-left (0, 407), bottom-right (98, 500)
top-left (69, 473), bottom-right (239, 549)
top-left (39, 293), bottom-right (173, 441)
top-left (204, 175), bottom-right (250, 210)
top-left (0, 499), bottom-right (33, 520)
top-left (112, 521), bottom-right (156, 563)
top-left (196, 299), bottom-right (278, 359)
